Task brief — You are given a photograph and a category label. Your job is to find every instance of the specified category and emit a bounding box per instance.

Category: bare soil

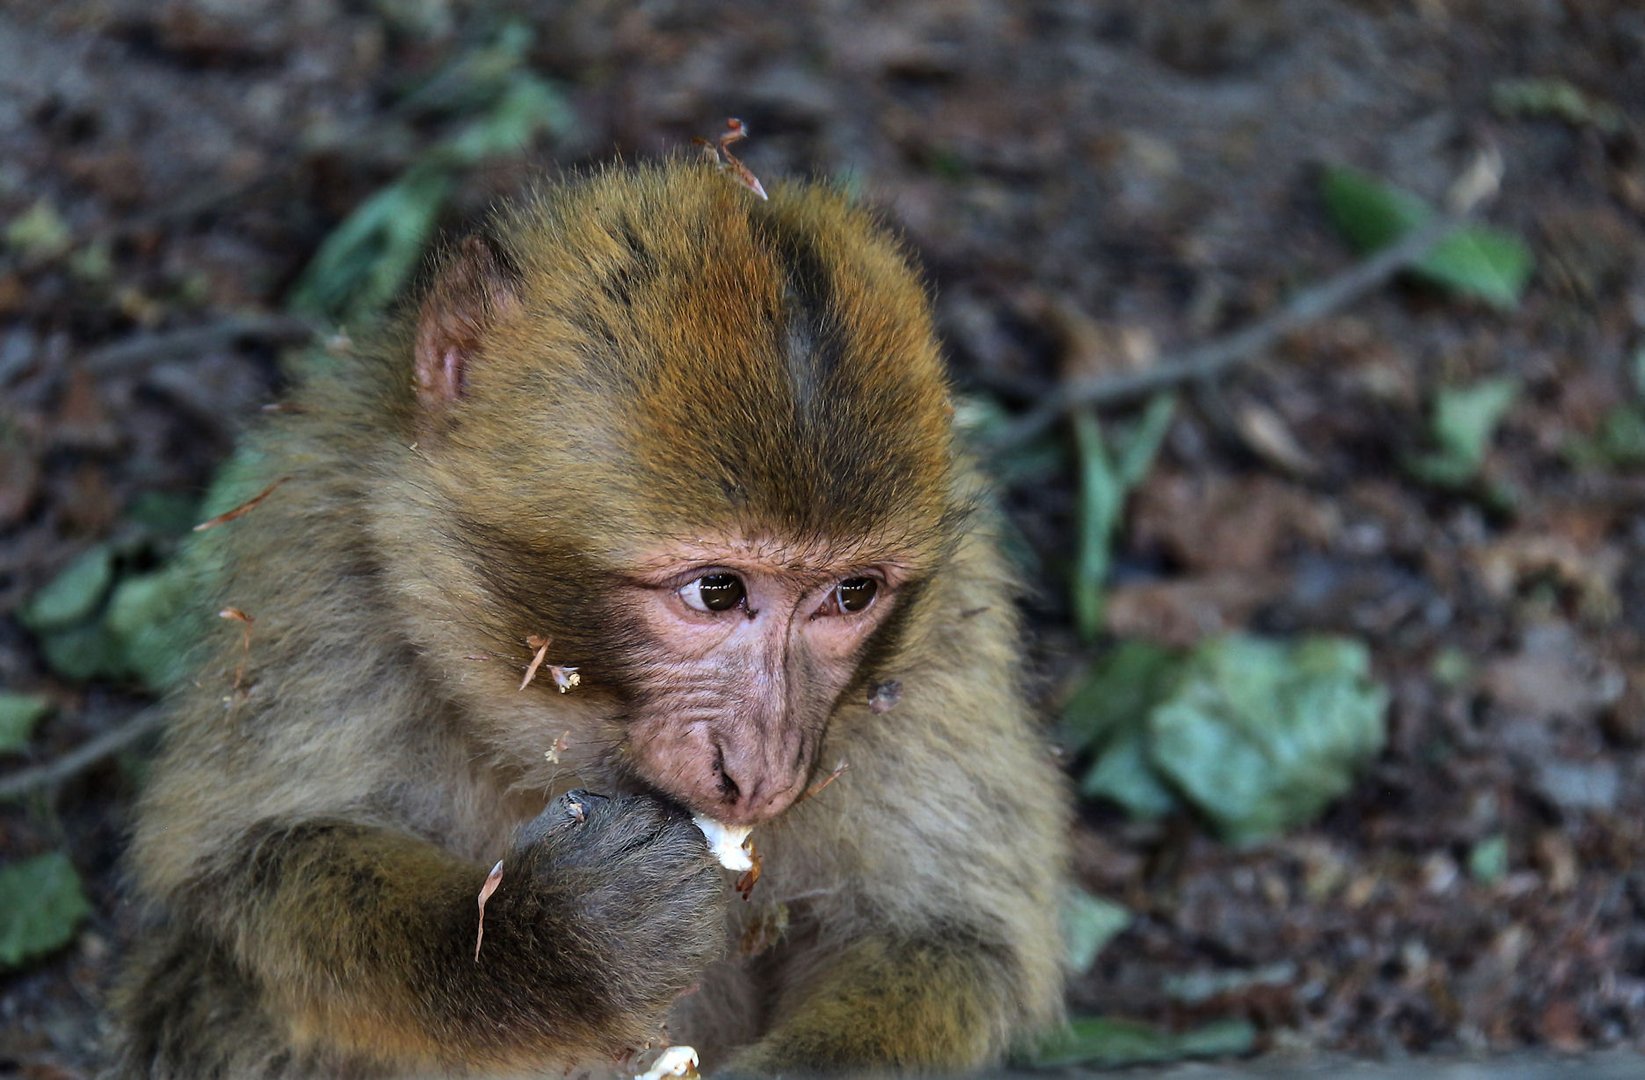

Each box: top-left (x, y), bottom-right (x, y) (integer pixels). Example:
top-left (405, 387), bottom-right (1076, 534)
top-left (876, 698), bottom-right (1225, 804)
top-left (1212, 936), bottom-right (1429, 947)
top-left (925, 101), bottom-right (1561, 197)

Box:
top-left (2, 1), bottom-right (1642, 1073)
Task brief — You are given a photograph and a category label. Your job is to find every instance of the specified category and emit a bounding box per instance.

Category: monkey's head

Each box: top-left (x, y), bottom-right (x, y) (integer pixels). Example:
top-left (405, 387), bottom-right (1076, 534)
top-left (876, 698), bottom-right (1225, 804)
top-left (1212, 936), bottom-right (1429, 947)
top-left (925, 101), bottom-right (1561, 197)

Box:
top-left (365, 163), bottom-right (961, 826)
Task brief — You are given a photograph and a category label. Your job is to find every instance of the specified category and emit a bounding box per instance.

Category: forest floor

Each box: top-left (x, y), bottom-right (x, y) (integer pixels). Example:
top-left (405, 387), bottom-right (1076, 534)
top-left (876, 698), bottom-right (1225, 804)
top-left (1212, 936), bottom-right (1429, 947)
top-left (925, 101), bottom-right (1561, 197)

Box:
top-left (1, 1), bottom-right (1643, 1075)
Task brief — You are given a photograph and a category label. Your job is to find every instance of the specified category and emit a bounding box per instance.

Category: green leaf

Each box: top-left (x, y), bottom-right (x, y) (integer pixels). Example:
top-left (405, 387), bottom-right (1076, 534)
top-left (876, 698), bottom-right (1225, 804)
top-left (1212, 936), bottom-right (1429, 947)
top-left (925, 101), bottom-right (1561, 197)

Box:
top-left (1071, 412), bottom-right (1119, 643)
top-left (1066, 641), bottom-right (1185, 819)
top-left (4, 199), bottom-right (72, 261)
top-left (1322, 165), bottom-right (1428, 254)
top-left (1468, 833), bottom-right (1509, 885)
top-left (1116, 393), bottom-right (1176, 488)
top-left (446, 76), bottom-right (573, 163)
top-left (1061, 640), bottom-right (1181, 753)
top-left (0, 852), bottom-right (92, 970)
top-left (1407, 377), bottom-right (1520, 487)
top-left (1492, 77), bottom-right (1625, 134)
top-left (1566, 406), bottom-right (1645, 470)
top-left (19, 546), bottom-right (115, 632)
top-left (1321, 165), bottom-right (1533, 308)
top-left (1420, 227), bottom-right (1534, 311)
top-left (287, 165), bottom-right (454, 325)
top-left (1027, 1016), bottom-right (1256, 1069)
top-left (1062, 889), bottom-right (1131, 974)
top-left (105, 568), bottom-right (197, 692)
top-left (36, 622), bottom-right (125, 683)
top-left (1080, 727), bottom-right (1180, 819)
top-left (1070, 396), bottom-right (1174, 643)
top-left (127, 491), bottom-right (203, 535)
top-left (1147, 635), bottom-right (1389, 845)
top-left (0, 693), bottom-right (53, 754)
top-left (954, 394), bottom-right (1065, 486)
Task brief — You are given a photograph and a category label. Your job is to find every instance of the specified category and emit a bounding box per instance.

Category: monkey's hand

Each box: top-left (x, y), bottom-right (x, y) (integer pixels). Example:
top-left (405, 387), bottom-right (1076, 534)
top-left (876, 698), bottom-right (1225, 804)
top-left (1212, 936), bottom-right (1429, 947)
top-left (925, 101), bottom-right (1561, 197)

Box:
top-left (721, 933), bottom-right (1015, 1077)
top-left (157, 799), bottom-right (726, 1072)
top-left (491, 790), bottom-right (729, 1039)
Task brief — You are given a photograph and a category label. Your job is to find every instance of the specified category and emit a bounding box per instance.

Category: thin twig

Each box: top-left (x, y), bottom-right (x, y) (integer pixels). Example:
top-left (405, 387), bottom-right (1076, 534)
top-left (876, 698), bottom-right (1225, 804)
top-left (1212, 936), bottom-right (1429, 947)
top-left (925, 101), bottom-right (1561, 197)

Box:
top-left (0, 704), bottom-right (165, 801)
top-left (984, 212), bottom-right (1474, 450)
top-left (85, 314), bottom-right (317, 375)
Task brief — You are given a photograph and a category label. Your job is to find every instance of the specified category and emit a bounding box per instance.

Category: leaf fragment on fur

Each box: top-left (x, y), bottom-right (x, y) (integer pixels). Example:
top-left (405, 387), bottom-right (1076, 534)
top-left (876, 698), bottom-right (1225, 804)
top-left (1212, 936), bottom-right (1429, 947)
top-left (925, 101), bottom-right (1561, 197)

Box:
top-left (474, 859), bottom-right (504, 962)
top-left (549, 665), bottom-right (580, 693)
top-left (694, 117), bottom-right (767, 201)
top-left (734, 838), bottom-right (763, 901)
top-left (218, 607), bottom-right (255, 692)
top-left (193, 477), bottom-right (289, 532)
top-left (519, 635), bottom-right (551, 691)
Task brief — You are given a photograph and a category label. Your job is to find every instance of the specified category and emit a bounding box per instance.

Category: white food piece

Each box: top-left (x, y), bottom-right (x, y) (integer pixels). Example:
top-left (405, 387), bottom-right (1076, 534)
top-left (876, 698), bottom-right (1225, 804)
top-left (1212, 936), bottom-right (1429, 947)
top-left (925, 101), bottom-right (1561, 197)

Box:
top-left (692, 814), bottom-right (753, 872)
top-left (635, 1044), bottom-right (699, 1080)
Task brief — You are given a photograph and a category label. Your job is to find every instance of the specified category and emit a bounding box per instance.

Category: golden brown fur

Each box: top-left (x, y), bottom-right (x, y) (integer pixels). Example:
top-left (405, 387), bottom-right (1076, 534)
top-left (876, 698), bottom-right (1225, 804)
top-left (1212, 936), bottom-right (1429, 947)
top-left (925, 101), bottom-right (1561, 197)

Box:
top-left (114, 162), bottom-right (1067, 1078)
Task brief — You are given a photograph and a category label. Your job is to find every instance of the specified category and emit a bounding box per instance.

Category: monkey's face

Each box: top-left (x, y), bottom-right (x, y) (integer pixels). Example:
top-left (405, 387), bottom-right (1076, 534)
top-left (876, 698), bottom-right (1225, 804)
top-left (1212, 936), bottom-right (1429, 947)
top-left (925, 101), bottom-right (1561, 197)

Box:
top-left (612, 538), bottom-right (913, 825)
top-left (389, 164), bottom-right (961, 827)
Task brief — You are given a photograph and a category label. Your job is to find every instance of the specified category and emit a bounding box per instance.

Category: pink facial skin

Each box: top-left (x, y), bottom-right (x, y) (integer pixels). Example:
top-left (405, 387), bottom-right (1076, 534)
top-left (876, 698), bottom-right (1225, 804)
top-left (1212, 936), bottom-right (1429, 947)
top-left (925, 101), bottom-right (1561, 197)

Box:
top-left (618, 541), bottom-right (913, 826)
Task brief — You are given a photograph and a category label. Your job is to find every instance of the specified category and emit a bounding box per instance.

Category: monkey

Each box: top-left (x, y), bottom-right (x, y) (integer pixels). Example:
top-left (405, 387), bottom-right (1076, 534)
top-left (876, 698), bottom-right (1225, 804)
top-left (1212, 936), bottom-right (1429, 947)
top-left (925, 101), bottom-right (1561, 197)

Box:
top-left (112, 159), bottom-right (1068, 1078)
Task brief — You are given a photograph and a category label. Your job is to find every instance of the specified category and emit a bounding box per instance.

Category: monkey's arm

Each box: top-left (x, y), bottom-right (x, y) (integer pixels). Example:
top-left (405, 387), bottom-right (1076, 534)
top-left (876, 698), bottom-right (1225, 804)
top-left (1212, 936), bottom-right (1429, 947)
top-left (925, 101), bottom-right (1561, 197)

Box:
top-left (183, 796), bottom-right (723, 1072)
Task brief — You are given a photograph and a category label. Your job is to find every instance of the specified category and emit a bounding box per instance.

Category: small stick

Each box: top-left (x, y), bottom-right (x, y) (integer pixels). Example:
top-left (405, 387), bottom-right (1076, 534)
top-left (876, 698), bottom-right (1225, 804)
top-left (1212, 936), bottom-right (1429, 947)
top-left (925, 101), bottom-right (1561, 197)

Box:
top-left (984, 211), bottom-right (1476, 450)
top-left (0, 705), bottom-right (165, 801)
top-left (795, 759), bottom-right (850, 806)
top-left (85, 314), bottom-right (316, 376)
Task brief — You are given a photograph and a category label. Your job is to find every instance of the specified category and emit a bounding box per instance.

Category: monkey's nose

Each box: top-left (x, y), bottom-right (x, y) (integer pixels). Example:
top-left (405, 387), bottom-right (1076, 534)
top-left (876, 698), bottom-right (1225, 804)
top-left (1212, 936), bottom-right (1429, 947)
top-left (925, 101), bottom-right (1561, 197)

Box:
top-left (710, 741), bottom-right (805, 825)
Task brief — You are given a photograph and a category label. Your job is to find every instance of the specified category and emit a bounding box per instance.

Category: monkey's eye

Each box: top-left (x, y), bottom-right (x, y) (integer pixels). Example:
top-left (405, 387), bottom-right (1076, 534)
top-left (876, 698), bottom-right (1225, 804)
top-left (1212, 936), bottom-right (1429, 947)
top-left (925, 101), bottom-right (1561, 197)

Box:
top-left (680, 573), bottom-right (746, 613)
top-left (818, 577), bottom-right (878, 617)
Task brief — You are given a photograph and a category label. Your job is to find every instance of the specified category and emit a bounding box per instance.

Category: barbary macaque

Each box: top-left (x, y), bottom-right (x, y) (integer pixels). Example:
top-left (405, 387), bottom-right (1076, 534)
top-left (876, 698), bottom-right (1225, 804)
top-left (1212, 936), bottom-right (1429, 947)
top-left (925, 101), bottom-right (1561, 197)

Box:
top-left (114, 160), bottom-right (1068, 1077)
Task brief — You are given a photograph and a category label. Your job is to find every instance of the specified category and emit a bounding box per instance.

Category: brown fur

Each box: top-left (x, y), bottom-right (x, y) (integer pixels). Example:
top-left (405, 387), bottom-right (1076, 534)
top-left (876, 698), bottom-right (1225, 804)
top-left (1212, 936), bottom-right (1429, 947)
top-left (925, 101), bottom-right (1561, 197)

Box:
top-left (113, 162), bottom-right (1067, 1077)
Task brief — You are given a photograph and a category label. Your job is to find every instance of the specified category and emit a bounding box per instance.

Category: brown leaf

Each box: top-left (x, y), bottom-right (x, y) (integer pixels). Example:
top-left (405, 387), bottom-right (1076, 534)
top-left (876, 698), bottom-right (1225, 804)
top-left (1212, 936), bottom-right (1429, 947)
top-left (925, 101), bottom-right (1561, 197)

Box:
top-left (1103, 574), bottom-right (1274, 647)
top-left (519, 635), bottom-right (550, 691)
top-left (218, 607), bottom-right (255, 692)
top-left (734, 839), bottom-right (762, 901)
top-left (1130, 471), bottom-right (1327, 575)
top-left (696, 118), bottom-right (768, 201)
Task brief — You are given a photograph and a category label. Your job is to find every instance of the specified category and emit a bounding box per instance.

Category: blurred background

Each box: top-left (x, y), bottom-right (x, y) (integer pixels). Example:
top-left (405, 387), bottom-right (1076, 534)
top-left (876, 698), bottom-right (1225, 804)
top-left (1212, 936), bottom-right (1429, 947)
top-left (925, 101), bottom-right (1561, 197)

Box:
top-left (1, 1), bottom-right (1642, 1073)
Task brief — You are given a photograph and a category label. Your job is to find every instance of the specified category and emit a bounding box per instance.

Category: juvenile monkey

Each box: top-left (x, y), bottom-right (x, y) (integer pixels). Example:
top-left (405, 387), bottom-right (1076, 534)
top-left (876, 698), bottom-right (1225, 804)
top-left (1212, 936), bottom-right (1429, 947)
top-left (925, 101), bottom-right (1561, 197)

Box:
top-left (114, 161), bottom-right (1067, 1077)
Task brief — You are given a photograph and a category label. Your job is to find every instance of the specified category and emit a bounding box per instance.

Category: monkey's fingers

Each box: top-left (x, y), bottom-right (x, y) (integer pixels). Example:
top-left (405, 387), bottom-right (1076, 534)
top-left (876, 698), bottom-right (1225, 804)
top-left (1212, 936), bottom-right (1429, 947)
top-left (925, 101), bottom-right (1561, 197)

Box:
top-left (516, 789), bottom-right (609, 847)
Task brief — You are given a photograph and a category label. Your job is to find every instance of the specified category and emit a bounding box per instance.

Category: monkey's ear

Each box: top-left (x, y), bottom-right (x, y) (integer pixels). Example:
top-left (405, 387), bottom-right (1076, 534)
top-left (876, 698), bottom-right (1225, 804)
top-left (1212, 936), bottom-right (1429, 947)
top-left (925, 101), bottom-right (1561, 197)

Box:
top-left (413, 235), bottom-right (521, 413)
